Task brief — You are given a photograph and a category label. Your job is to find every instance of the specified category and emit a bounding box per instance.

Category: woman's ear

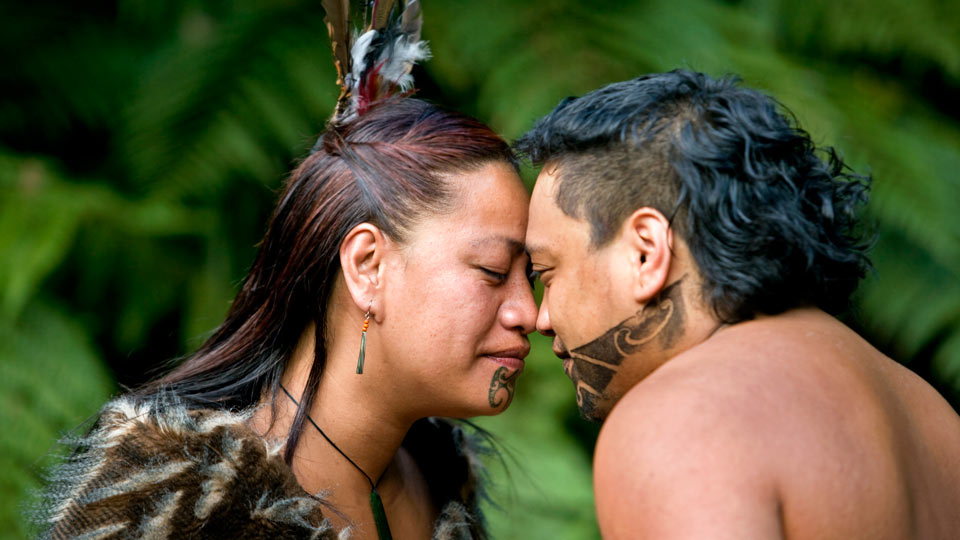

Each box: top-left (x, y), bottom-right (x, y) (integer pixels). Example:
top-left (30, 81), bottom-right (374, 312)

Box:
top-left (339, 223), bottom-right (387, 314)
top-left (622, 207), bottom-right (673, 303)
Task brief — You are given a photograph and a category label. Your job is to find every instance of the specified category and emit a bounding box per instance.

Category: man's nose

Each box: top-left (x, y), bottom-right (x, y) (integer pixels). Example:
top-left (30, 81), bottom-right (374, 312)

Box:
top-left (536, 299), bottom-right (554, 337)
top-left (503, 276), bottom-right (538, 335)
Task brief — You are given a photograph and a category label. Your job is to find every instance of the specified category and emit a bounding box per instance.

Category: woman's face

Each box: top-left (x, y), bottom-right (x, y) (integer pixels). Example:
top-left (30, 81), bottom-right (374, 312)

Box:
top-left (378, 160), bottom-right (538, 417)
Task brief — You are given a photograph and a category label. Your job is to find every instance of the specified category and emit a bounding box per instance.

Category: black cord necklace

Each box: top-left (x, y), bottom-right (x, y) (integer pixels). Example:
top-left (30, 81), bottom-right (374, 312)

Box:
top-left (280, 384), bottom-right (393, 540)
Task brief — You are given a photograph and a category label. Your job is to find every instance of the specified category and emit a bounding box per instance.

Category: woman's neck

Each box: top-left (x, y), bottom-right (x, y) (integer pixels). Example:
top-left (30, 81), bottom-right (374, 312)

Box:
top-left (254, 322), bottom-right (414, 498)
top-left (247, 319), bottom-right (442, 539)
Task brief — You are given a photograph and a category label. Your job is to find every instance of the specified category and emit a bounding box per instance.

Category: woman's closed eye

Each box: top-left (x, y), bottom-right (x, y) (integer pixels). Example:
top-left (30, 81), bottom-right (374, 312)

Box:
top-left (479, 267), bottom-right (508, 283)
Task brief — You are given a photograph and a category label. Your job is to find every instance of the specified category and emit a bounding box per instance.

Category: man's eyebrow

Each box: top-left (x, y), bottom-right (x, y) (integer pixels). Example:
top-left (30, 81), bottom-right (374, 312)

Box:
top-left (525, 242), bottom-right (550, 258)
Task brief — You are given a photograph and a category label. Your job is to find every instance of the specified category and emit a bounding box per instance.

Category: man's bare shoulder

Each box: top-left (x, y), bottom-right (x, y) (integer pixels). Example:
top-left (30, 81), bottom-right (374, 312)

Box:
top-left (595, 333), bottom-right (790, 486)
top-left (595, 308), bottom-right (960, 539)
top-left (593, 336), bottom-right (786, 539)
top-left (596, 308), bottom-right (894, 477)
top-left (616, 308), bottom-right (881, 421)
top-left (601, 309), bottom-right (835, 435)
top-left (594, 315), bottom-right (800, 481)
top-left (591, 311), bottom-right (817, 538)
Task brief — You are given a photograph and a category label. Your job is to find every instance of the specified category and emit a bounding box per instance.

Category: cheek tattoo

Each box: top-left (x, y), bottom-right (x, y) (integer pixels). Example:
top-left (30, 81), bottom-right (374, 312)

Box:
top-left (488, 366), bottom-right (520, 408)
top-left (568, 278), bottom-right (686, 417)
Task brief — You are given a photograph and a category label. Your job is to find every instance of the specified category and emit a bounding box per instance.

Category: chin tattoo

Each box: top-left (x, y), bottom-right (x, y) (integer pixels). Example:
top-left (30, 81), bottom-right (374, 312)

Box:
top-left (488, 366), bottom-right (520, 408)
top-left (568, 278), bottom-right (686, 419)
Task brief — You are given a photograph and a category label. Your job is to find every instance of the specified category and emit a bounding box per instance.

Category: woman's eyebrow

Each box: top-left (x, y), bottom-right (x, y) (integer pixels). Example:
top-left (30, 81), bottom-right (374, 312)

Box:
top-left (470, 236), bottom-right (526, 256)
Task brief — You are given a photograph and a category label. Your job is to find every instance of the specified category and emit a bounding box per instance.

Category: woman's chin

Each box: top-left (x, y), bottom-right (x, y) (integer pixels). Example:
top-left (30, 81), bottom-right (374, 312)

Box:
top-left (436, 397), bottom-right (513, 419)
top-left (423, 369), bottom-right (521, 418)
top-left (483, 364), bottom-right (520, 415)
top-left (436, 385), bottom-right (519, 417)
top-left (482, 398), bottom-right (513, 416)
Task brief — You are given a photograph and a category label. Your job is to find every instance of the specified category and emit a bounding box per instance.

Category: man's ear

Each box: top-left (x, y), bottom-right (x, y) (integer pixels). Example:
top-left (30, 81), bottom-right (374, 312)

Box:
top-left (339, 223), bottom-right (387, 315)
top-left (622, 207), bottom-right (673, 303)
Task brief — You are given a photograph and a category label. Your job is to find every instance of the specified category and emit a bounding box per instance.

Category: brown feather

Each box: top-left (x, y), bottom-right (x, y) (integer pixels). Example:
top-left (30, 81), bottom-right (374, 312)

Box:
top-left (400, 0), bottom-right (422, 41)
top-left (321, 0), bottom-right (351, 87)
top-left (371, 0), bottom-right (398, 30)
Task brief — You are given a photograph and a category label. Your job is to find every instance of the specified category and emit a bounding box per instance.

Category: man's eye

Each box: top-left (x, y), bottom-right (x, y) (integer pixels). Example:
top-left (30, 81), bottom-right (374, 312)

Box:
top-left (527, 269), bottom-right (541, 287)
top-left (481, 268), bottom-right (508, 282)
top-left (525, 261), bottom-right (538, 287)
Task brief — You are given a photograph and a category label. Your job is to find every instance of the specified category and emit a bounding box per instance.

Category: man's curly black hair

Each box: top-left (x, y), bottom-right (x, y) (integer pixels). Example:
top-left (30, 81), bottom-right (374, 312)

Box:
top-left (514, 69), bottom-right (872, 323)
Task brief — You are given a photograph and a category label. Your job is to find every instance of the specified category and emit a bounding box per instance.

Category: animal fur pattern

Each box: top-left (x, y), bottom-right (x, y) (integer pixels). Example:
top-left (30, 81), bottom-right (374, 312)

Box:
top-left (33, 395), bottom-right (486, 539)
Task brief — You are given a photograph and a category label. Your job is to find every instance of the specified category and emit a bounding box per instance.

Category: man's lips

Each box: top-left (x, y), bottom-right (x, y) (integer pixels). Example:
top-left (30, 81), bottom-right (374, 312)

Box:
top-left (483, 346), bottom-right (529, 371)
top-left (554, 348), bottom-right (573, 378)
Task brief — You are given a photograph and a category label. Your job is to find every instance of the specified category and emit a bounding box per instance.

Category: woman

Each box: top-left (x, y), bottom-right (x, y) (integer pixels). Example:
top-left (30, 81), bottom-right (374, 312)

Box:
top-left (36, 96), bottom-right (536, 540)
top-left (35, 2), bottom-right (537, 537)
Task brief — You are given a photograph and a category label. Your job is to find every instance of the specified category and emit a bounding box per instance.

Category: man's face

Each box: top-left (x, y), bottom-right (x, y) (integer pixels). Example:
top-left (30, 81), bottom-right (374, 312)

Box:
top-left (526, 167), bottom-right (644, 421)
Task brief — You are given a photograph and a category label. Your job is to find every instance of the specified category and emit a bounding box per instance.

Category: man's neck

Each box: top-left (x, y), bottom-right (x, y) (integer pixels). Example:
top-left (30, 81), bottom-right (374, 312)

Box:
top-left (591, 274), bottom-right (725, 413)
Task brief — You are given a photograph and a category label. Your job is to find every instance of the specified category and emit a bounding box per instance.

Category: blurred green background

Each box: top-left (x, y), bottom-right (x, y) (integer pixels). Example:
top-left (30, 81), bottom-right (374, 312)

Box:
top-left (2, 1), bottom-right (959, 538)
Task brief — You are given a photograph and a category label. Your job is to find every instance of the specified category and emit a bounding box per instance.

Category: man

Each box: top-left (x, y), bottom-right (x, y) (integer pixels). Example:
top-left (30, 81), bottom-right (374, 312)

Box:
top-left (516, 70), bottom-right (960, 539)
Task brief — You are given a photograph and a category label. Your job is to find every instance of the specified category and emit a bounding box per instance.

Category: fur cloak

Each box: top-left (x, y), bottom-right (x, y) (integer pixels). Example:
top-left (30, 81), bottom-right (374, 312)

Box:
top-left (34, 396), bottom-right (488, 539)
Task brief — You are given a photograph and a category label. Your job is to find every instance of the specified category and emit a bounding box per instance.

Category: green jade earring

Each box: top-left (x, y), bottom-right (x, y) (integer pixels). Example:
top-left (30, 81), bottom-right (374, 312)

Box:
top-left (350, 305), bottom-right (391, 539)
top-left (356, 306), bottom-right (370, 374)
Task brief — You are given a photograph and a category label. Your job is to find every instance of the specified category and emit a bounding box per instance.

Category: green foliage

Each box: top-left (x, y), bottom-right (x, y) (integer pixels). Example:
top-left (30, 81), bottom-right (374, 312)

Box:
top-left (0, 302), bottom-right (114, 539)
top-left (0, 0), bottom-right (958, 538)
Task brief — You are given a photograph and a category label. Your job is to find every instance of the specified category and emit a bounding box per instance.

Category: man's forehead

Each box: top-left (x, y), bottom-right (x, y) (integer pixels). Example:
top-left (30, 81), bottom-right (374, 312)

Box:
top-left (526, 172), bottom-right (593, 261)
top-left (525, 184), bottom-right (558, 261)
top-left (533, 163), bottom-right (561, 194)
top-left (529, 167), bottom-right (561, 215)
top-left (526, 173), bottom-right (557, 239)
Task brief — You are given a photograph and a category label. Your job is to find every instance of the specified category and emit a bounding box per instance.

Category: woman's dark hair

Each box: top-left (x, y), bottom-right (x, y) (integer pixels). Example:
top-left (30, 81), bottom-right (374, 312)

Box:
top-left (514, 69), bottom-right (872, 323)
top-left (138, 97), bottom-right (516, 463)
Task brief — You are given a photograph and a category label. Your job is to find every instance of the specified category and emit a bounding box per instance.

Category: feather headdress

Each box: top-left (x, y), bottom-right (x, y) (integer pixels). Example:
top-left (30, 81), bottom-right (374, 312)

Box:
top-left (322, 0), bottom-right (430, 126)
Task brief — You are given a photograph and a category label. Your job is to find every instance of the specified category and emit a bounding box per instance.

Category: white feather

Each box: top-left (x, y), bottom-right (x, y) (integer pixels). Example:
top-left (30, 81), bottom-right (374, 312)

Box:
top-left (348, 29), bottom-right (379, 90)
top-left (379, 37), bottom-right (431, 90)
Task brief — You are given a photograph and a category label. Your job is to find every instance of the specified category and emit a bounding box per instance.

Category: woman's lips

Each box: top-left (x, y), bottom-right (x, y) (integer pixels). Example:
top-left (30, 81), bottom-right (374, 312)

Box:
top-left (483, 346), bottom-right (529, 371)
top-left (485, 355), bottom-right (525, 371)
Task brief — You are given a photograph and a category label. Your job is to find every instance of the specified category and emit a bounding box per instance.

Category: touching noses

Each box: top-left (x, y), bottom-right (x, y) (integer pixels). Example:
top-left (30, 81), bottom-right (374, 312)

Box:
top-left (535, 294), bottom-right (554, 337)
top-left (501, 276), bottom-right (538, 335)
